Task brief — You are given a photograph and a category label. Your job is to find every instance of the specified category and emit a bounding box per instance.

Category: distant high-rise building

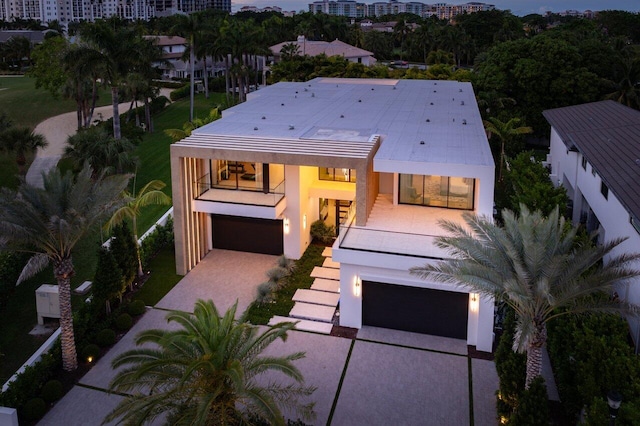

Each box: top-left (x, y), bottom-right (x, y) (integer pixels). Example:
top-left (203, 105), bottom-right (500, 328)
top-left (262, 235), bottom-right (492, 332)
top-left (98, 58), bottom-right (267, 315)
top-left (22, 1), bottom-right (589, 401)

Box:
top-left (1, 0), bottom-right (230, 24)
top-left (309, 0), bottom-right (495, 19)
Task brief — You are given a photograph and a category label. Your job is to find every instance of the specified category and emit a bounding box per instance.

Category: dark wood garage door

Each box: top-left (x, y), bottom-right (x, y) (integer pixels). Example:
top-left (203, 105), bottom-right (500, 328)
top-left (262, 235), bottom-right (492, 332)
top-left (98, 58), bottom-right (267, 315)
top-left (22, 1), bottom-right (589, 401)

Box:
top-left (362, 281), bottom-right (468, 339)
top-left (212, 214), bottom-right (283, 255)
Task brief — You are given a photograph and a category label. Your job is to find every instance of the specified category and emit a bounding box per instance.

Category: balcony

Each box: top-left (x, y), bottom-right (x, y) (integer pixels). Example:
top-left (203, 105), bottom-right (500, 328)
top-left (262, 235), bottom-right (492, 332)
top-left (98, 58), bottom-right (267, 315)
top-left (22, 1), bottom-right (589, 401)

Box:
top-left (196, 173), bottom-right (285, 207)
top-left (338, 194), bottom-right (468, 259)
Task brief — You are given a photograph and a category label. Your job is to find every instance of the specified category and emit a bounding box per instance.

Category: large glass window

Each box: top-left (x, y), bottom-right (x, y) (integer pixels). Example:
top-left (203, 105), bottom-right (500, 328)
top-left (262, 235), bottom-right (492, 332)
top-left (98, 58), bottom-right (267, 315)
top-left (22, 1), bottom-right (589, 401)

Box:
top-left (211, 160), bottom-right (284, 193)
top-left (319, 167), bottom-right (356, 183)
top-left (398, 174), bottom-right (475, 210)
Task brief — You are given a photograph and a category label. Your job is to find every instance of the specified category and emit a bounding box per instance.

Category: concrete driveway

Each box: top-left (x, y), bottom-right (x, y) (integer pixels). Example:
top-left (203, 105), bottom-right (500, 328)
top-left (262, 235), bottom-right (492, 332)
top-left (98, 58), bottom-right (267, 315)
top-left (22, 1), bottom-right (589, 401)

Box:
top-left (39, 249), bottom-right (498, 426)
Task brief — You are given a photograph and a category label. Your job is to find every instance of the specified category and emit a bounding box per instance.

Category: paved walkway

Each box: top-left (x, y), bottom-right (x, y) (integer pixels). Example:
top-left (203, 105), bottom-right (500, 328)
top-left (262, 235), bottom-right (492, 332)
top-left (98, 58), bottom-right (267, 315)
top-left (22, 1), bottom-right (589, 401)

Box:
top-left (26, 88), bottom-right (173, 188)
top-left (39, 249), bottom-right (499, 426)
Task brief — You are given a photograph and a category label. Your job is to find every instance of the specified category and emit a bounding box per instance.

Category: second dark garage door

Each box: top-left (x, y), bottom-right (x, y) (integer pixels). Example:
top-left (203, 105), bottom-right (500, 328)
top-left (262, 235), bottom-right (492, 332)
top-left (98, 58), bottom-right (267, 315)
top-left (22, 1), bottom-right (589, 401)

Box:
top-left (362, 281), bottom-right (468, 339)
top-left (212, 214), bottom-right (283, 255)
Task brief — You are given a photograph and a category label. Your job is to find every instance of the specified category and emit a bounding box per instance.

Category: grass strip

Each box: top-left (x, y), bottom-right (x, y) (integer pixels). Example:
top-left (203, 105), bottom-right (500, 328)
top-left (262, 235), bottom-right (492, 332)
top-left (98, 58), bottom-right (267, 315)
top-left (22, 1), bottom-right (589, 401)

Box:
top-left (246, 244), bottom-right (325, 325)
top-left (326, 339), bottom-right (355, 426)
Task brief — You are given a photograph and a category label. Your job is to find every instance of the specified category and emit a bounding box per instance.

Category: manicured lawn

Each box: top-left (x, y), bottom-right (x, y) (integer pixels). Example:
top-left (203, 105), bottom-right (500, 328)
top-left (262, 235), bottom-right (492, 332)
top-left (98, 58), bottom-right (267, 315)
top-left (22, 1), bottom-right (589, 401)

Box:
top-left (0, 76), bottom-right (110, 130)
top-left (133, 246), bottom-right (182, 306)
top-left (246, 244), bottom-right (326, 325)
top-left (133, 92), bottom-right (227, 234)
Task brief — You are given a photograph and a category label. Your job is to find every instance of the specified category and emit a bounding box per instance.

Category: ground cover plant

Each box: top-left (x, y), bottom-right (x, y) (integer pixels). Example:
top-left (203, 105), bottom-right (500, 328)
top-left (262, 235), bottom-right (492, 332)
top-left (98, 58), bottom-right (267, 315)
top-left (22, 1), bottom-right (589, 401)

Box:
top-left (247, 244), bottom-right (325, 325)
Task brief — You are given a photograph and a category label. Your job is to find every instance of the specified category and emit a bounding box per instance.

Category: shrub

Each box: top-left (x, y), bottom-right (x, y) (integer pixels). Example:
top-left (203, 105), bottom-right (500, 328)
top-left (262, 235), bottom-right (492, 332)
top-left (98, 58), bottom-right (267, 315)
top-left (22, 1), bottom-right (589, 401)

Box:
top-left (0, 353), bottom-right (58, 410)
top-left (127, 299), bottom-right (146, 316)
top-left (81, 344), bottom-right (101, 362)
top-left (494, 308), bottom-right (526, 422)
top-left (277, 254), bottom-right (296, 274)
top-left (170, 84), bottom-right (190, 101)
top-left (115, 313), bottom-right (133, 331)
top-left (510, 376), bottom-right (549, 425)
top-left (140, 216), bottom-right (174, 268)
top-left (152, 80), bottom-right (185, 89)
top-left (256, 281), bottom-right (275, 304)
top-left (309, 220), bottom-right (335, 244)
top-left (95, 328), bottom-right (116, 347)
top-left (92, 247), bottom-right (124, 314)
top-left (40, 380), bottom-right (63, 403)
top-left (0, 251), bottom-right (29, 307)
top-left (266, 266), bottom-right (289, 286)
top-left (110, 223), bottom-right (137, 290)
top-left (22, 398), bottom-right (46, 421)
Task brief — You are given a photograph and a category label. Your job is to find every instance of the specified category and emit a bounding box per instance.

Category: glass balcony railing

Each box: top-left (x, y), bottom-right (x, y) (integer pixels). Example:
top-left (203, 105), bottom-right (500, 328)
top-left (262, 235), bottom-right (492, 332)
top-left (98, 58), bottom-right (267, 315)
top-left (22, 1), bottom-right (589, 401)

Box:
top-left (338, 226), bottom-right (450, 259)
top-left (195, 174), bottom-right (285, 207)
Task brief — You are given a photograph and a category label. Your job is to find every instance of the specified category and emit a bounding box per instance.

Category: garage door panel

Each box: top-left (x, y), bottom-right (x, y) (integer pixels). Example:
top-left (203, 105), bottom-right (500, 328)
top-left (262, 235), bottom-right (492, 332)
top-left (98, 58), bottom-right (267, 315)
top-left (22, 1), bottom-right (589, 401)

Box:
top-left (363, 281), bottom-right (468, 339)
top-left (212, 214), bottom-right (283, 255)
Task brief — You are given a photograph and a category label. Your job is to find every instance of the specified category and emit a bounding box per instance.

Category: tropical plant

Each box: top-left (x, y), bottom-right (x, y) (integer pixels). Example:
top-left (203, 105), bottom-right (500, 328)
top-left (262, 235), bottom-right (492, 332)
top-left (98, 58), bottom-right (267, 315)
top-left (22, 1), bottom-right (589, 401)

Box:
top-left (483, 116), bottom-right (532, 181)
top-left (0, 127), bottom-right (47, 174)
top-left (105, 179), bottom-right (172, 277)
top-left (64, 126), bottom-right (138, 176)
top-left (0, 165), bottom-right (131, 371)
top-left (103, 299), bottom-right (316, 425)
top-left (164, 107), bottom-right (221, 142)
top-left (92, 247), bottom-right (125, 314)
top-left (410, 205), bottom-right (640, 388)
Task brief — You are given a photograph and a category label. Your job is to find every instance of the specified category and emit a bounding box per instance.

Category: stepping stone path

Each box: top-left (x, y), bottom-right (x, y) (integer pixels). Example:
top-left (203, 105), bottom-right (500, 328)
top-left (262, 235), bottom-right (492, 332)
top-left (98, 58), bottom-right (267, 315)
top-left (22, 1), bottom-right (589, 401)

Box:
top-left (267, 246), bottom-right (340, 334)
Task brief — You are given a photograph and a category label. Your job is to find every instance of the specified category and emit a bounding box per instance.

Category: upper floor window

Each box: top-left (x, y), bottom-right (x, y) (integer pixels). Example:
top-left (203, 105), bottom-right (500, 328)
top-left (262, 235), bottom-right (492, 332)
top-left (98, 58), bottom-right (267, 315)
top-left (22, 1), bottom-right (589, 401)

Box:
top-left (398, 174), bottom-right (475, 210)
top-left (319, 167), bottom-right (356, 183)
top-left (581, 156), bottom-right (587, 170)
top-left (591, 165), bottom-right (596, 177)
top-left (631, 215), bottom-right (640, 236)
top-left (601, 181), bottom-right (608, 200)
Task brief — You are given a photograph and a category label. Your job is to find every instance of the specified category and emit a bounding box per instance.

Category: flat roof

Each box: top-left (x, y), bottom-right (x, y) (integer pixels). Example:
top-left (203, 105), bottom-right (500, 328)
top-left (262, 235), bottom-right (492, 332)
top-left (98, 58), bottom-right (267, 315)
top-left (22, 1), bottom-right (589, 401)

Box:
top-left (184, 78), bottom-right (493, 170)
top-left (543, 100), bottom-right (640, 221)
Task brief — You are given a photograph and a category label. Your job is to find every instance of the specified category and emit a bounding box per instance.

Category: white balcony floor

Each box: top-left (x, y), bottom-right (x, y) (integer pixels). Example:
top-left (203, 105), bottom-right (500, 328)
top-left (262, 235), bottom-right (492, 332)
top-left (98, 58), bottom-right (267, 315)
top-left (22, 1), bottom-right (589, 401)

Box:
top-left (198, 188), bottom-right (284, 206)
top-left (339, 194), bottom-right (471, 259)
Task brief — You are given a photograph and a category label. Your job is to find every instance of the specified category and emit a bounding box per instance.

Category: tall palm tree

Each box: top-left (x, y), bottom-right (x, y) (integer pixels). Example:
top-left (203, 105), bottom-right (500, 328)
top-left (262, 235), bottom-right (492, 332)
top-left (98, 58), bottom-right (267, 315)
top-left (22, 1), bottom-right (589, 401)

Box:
top-left (483, 117), bottom-right (533, 181)
top-left (0, 127), bottom-right (47, 174)
top-left (606, 56), bottom-right (640, 110)
top-left (105, 179), bottom-right (171, 277)
top-left (80, 23), bottom-right (146, 139)
top-left (410, 206), bottom-right (640, 388)
top-left (103, 299), bottom-right (316, 425)
top-left (171, 13), bottom-right (206, 122)
top-left (0, 166), bottom-right (130, 371)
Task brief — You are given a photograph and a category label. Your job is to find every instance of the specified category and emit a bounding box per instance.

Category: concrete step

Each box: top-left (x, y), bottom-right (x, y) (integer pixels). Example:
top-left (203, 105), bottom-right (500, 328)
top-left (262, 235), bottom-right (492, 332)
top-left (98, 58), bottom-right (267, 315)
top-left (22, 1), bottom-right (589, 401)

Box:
top-left (322, 247), bottom-right (333, 257)
top-left (322, 258), bottom-right (340, 269)
top-left (293, 289), bottom-right (339, 307)
top-left (311, 278), bottom-right (340, 293)
top-left (311, 266), bottom-right (340, 281)
top-left (290, 302), bottom-right (335, 322)
top-left (268, 315), bottom-right (333, 334)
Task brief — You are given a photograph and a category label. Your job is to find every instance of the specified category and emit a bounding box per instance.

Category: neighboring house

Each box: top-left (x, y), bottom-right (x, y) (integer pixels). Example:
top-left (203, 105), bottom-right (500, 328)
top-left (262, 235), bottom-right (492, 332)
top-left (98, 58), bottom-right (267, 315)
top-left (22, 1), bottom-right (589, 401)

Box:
top-left (543, 100), bottom-right (640, 350)
top-left (270, 37), bottom-right (376, 66)
top-left (170, 77), bottom-right (496, 352)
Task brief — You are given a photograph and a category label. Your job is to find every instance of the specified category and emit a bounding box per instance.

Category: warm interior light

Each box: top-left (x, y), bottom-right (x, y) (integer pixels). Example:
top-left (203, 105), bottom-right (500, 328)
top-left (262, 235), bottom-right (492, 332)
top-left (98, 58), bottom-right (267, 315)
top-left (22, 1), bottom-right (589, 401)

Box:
top-left (354, 276), bottom-right (361, 297)
top-left (87, 356), bottom-right (94, 363)
top-left (303, 214), bottom-right (307, 229)
top-left (283, 218), bottom-right (290, 234)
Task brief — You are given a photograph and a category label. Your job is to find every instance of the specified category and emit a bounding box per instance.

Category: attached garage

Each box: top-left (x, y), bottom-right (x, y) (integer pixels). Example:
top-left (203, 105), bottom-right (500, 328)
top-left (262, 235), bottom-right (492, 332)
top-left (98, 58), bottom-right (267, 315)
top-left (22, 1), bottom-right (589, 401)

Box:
top-left (212, 214), bottom-right (283, 255)
top-left (362, 281), bottom-right (468, 339)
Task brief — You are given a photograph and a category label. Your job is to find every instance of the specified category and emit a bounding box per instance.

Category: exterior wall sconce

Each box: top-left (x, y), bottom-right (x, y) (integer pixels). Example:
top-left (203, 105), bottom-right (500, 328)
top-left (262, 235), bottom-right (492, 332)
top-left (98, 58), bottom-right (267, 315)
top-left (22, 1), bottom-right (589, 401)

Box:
top-left (303, 214), bottom-right (307, 230)
top-left (283, 218), bottom-right (290, 234)
top-left (354, 276), bottom-right (361, 297)
top-left (470, 293), bottom-right (479, 312)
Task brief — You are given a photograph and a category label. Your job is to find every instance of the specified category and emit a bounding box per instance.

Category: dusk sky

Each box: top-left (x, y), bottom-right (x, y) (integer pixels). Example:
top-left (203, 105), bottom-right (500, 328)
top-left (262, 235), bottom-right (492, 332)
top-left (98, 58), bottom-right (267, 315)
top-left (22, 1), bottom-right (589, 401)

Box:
top-left (231, 0), bottom-right (640, 16)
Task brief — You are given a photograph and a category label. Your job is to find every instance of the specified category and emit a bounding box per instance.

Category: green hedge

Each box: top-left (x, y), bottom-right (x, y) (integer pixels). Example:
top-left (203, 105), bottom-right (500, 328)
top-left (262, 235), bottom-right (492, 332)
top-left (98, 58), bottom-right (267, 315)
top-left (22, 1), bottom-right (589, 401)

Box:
top-left (547, 313), bottom-right (640, 424)
top-left (170, 84), bottom-right (190, 101)
top-left (494, 309), bottom-right (527, 423)
top-left (140, 216), bottom-right (174, 269)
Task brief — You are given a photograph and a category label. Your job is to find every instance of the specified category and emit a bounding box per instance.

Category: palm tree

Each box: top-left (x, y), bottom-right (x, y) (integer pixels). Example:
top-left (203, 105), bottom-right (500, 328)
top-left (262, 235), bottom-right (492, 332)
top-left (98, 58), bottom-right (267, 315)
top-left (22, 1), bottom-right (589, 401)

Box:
top-left (164, 107), bottom-right (221, 142)
top-left (105, 179), bottom-right (171, 277)
top-left (606, 56), bottom-right (640, 110)
top-left (0, 127), bottom-right (47, 174)
top-left (483, 117), bottom-right (532, 181)
top-left (64, 126), bottom-right (138, 176)
top-left (0, 166), bottom-right (131, 371)
top-left (80, 23), bottom-right (146, 139)
top-left (103, 299), bottom-right (316, 425)
top-left (410, 206), bottom-right (640, 388)
top-left (171, 13), bottom-right (206, 122)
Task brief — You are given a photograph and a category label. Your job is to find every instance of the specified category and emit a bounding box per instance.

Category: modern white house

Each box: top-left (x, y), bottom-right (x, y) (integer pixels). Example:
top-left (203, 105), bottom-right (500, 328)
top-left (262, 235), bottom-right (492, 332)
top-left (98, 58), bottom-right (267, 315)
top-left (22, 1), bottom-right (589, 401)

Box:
top-left (170, 77), bottom-right (496, 352)
top-left (543, 100), bottom-right (640, 350)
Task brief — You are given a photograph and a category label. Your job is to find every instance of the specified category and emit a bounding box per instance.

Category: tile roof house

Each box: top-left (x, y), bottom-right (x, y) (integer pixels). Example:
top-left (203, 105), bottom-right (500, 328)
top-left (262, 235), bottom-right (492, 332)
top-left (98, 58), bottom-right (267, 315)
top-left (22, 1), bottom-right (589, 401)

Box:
top-left (270, 37), bottom-right (376, 66)
top-left (543, 100), bottom-right (640, 350)
top-left (170, 77), bottom-right (495, 352)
